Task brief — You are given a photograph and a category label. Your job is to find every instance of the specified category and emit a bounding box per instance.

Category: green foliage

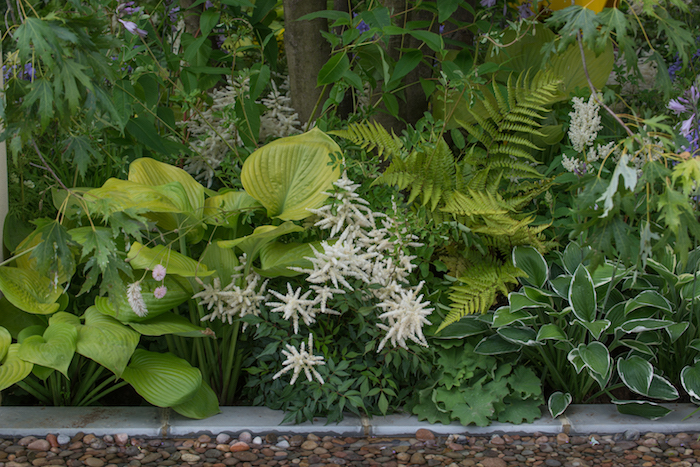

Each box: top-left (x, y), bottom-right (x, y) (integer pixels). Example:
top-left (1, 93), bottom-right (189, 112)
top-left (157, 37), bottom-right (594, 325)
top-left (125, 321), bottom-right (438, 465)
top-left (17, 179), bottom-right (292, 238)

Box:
top-left (412, 340), bottom-right (543, 426)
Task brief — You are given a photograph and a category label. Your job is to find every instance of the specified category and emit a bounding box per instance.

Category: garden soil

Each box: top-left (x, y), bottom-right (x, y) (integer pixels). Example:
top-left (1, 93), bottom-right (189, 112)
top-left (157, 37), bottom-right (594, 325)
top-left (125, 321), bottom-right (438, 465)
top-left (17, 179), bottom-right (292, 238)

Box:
top-left (1, 429), bottom-right (699, 467)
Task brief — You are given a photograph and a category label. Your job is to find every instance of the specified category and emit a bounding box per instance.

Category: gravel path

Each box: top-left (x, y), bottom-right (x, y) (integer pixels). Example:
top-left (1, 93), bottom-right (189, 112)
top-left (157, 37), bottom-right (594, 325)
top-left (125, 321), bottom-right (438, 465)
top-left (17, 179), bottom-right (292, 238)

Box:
top-left (1, 430), bottom-right (699, 467)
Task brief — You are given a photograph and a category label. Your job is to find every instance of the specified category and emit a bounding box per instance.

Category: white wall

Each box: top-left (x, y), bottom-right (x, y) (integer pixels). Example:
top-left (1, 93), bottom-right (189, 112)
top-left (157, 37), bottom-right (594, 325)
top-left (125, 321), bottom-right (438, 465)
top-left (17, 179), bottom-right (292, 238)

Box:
top-left (0, 44), bottom-right (8, 262)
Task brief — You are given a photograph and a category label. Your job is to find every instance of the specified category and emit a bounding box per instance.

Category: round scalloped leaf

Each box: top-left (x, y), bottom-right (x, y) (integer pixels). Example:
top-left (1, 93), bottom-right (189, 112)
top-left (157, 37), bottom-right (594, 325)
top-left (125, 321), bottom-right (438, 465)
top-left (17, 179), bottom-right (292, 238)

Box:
top-left (548, 391), bottom-right (572, 419)
top-left (241, 128), bottom-right (341, 220)
top-left (0, 266), bottom-right (62, 315)
top-left (121, 349), bottom-right (202, 408)
top-left (0, 327), bottom-right (11, 362)
top-left (512, 246), bottom-right (548, 288)
top-left (612, 400), bottom-right (672, 420)
top-left (0, 344), bottom-right (33, 391)
top-left (171, 381), bottom-right (220, 419)
top-left (77, 307), bottom-right (139, 377)
top-left (18, 322), bottom-right (77, 378)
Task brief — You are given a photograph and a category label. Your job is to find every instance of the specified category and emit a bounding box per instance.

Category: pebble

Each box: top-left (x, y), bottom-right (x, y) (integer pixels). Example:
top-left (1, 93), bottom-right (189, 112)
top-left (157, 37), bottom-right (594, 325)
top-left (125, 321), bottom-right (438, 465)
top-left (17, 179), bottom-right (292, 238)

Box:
top-left (0, 430), bottom-right (698, 467)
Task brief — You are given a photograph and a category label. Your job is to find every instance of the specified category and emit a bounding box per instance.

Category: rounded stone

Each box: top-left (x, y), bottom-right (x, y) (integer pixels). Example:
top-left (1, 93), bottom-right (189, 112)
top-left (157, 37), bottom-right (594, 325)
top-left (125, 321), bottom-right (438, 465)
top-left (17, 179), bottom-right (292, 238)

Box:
top-left (479, 458), bottom-right (507, 467)
top-left (236, 433), bottom-right (252, 445)
top-left (179, 454), bottom-right (200, 463)
top-left (215, 435), bottom-right (230, 445)
top-left (300, 441), bottom-right (317, 451)
top-left (416, 429), bottom-right (435, 441)
top-left (56, 437), bottom-right (70, 447)
top-left (228, 443), bottom-right (249, 453)
top-left (275, 440), bottom-right (290, 449)
top-left (83, 458), bottom-right (104, 467)
top-left (27, 441), bottom-right (51, 452)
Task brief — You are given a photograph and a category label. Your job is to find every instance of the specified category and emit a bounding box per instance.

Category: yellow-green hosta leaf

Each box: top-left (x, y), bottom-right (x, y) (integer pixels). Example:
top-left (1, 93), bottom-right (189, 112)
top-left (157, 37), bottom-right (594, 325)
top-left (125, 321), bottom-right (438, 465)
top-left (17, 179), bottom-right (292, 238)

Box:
top-left (199, 243), bottom-right (239, 285)
top-left (85, 178), bottom-right (182, 215)
top-left (217, 223), bottom-right (304, 263)
top-left (77, 307), bottom-right (139, 377)
top-left (127, 242), bottom-right (214, 278)
top-left (254, 241), bottom-right (320, 278)
top-left (122, 349), bottom-right (202, 407)
top-left (0, 297), bottom-right (45, 338)
top-left (546, 40), bottom-right (614, 102)
top-left (0, 327), bottom-right (11, 362)
top-left (0, 266), bottom-right (62, 315)
top-left (128, 312), bottom-right (214, 338)
top-left (94, 276), bottom-right (191, 323)
top-left (19, 322), bottom-right (77, 378)
top-left (241, 127), bottom-right (341, 220)
top-left (128, 158), bottom-right (205, 218)
top-left (203, 191), bottom-right (262, 227)
top-left (172, 381), bottom-right (220, 419)
top-left (50, 312), bottom-right (81, 327)
top-left (0, 344), bottom-right (33, 391)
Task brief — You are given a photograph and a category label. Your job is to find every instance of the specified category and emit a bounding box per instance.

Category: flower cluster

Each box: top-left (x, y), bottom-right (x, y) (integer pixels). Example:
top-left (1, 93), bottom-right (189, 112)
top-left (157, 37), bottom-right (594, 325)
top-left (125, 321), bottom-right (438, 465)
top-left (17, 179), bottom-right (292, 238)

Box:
top-left (272, 334), bottom-right (325, 385)
top-left (194, 256), bottom-right (269, 329)
top-left (568, 94), bottom-right (603, 154)
top-left (668, 82), bottom-right (699, 155)
top-left (183, 75), bottom-right (301, 187)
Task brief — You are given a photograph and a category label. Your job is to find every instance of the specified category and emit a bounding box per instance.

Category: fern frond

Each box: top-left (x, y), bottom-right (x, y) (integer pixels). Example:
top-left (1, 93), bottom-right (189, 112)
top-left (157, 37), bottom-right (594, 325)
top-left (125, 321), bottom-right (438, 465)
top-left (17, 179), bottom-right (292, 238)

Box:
top-left (438, 259), bottom-right (522, 331)
top-left (442, 189), bottom-right (511, 217)
top-left (330, 121), bottom-right (404, 159)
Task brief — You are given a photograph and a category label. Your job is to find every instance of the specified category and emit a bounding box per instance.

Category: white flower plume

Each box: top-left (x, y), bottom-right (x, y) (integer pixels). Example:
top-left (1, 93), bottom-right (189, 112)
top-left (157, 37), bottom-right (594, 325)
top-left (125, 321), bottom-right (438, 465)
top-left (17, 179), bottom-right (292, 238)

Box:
top-left (569, 93), bottom-right (603, 153)
top-left (194, 272), bottom-right (268, 328)
top-left (308, 170), bottom-right (375, 236)
top-left (127, 282), bottom-right (149, 318)
top-left (273, 334), bottom-right (326, 385)
top-left (266, 282), bottom-right (318, 333)
top-left (375, 281), bottom-right (433, 352)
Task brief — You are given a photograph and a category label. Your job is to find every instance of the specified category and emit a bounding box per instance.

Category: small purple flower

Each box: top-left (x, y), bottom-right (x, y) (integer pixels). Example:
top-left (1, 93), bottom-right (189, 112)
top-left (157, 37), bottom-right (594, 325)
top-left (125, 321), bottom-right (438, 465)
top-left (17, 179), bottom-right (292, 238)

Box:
top-left (118, 19), bottom-right (148, 38)
top-left (681, 115), bottom-right (695, 136)
top-left (518, 1), bottom-right (534, 19)
top-left (668, 98), bottom-right (688, 115)
top-left (481, 0), bottom-right (497, 7)
top-left (204, 0), bottom-right (213, 9)
top-left (152, 264), bottom-right (167, 281)
top-left (117, 1), bottom-right (141, 17)
top-left (154, 285), bottom-right (167, 299)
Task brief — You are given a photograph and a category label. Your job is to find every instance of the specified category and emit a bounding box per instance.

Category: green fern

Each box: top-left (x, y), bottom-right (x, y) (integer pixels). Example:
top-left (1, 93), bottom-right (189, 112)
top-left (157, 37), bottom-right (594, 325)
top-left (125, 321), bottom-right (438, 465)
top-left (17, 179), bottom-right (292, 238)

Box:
top-left (329, 121), bottom-right (404, 159)
top-left (439, 259), bottom-right (522, 331)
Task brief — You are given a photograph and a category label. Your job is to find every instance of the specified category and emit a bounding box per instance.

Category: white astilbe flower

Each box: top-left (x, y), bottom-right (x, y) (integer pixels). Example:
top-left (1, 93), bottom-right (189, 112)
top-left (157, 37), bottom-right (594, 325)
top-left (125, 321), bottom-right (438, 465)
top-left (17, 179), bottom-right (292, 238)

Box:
top-left (562, 154), bottom-right (584, 174)
top-left (309, 284), bottom-right (344, 315)
top-left (197, 273), bottom-right (269, 329)
top-left (308, 170), bottom-right (376, 237)
top-left (375, 282), bottom-right (433, 351)
top-left (273, 334), bottom-right (325, 385)
top-left (266, 283), bottom-right (318, 333)
top-left (569, 94), bottom-right (602, 153)
top-left (294, 229), bottom-right (377, 290)
top-left (127, 282), bottom-right (149, 318)
top-left (259, 79), bottom-right (301, 140)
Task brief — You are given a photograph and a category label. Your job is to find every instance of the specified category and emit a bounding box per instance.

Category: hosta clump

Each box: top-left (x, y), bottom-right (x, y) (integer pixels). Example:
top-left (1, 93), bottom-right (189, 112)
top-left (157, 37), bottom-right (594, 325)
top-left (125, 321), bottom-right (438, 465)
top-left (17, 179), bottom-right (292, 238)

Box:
top-left (464, 243), bottom-right (700, 420)
top-left (239, 171), bottom-right (435, 423)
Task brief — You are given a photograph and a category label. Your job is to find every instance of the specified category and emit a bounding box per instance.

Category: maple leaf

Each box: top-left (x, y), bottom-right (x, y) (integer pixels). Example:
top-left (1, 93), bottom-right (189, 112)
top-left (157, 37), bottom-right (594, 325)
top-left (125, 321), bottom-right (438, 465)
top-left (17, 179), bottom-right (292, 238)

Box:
top-left (497, 397), bottom-right (543, 424)
top-left (435, 385), bottom-right (498, 426)
top-left (509, 366), bottom-right (543, 399)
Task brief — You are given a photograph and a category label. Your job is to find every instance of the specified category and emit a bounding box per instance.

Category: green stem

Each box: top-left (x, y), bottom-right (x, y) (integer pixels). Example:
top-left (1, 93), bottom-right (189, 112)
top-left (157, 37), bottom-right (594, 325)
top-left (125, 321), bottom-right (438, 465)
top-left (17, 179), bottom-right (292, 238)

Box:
top-left (16, 379), bottom-right (52, 405)
top-left (220, 319), bottom-right (240, 405)
top-left (80, 378), bottom-right (130, 407)
top-left (583, 382), bottom-right (624, 404)
top-left (536, 345), bottom-right (571, 395)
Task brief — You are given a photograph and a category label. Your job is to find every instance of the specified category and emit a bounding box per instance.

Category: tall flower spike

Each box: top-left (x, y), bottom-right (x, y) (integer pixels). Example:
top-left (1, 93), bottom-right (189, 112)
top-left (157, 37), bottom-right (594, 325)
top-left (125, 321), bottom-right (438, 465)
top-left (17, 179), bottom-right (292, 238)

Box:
top-left (569, 94), bottom-right (602, 153)
top-left (273, 334), bottom-right (325, 385)
top-left (376, 282), bottom-right (433, 352)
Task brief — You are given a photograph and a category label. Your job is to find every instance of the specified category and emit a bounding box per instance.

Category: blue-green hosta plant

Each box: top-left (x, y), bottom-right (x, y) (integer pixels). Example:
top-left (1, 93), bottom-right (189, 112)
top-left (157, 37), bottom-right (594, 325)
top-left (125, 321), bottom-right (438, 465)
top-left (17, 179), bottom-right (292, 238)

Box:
top-left (0, 128), bottom-right (342, 414)
top-left (466, 243), bottom-right (700, 420)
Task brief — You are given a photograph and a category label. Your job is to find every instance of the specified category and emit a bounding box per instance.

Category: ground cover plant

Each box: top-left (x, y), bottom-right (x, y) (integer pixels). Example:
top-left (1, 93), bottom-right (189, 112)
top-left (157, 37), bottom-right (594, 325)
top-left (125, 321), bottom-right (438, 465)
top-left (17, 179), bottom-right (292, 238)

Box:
top-left (1, 0), bottom-right (700, 425)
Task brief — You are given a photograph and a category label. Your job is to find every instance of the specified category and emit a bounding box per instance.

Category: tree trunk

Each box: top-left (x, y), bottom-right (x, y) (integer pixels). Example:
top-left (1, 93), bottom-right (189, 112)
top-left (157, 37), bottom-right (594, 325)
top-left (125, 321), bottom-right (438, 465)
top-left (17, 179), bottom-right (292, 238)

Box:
top-left (283, 0), bottom-right (332, 126)
top-left (179, 0), bottom-right (202, 36)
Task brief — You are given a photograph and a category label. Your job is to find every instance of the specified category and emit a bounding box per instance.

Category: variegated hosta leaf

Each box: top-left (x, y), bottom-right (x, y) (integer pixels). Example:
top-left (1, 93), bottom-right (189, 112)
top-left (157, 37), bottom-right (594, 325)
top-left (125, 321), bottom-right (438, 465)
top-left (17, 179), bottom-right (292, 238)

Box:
top-left (569, 264), bottom-right (596, 323)
top-left (203, 191), bottom-right (262, 227)
top-left (128, 312), bottom-right (213, 338)
top-left (0, 267), bottom-right (62, 315)
top-left (0, 327), bottom-right (11, 362)
top-left (0, 344), bottom-right (33, 391)
top-left (612, 400), bottom-right (672, 420)
top-left (512, 246), bottom-right (548, 288)
top-left (19, 322), bottom-right (77, 378)
top-left (617, 355), bottom-right (653, 397)
top-left (127, 242), bottom-right (213, 278)
top-left (241, 127), bottom-right (341, 220)
top-left (94, 276), bottom-right (191, 323)
top-left (624, 290), bottom-right (673, 315)
top-left (681, 363), bottom-right (700, 400)
top-left (171, 381), bottom-right (220, 419)
top-left (121, 349), bottom-right (202, 407)
top-left (496, 326), bottom-right (539, 346)
top-left (548, 391), bottom-right (572, 419)
top-left (77, 307), bottom-right (139, 377)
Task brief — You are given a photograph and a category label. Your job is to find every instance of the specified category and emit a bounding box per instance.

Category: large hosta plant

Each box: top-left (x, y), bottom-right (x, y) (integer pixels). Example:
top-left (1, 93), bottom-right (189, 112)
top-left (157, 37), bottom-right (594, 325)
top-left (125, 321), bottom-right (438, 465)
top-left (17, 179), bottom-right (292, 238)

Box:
top-left (451, 243), bottom-right (700, 420)
top-left (0, 128), bottom-right (341, 415)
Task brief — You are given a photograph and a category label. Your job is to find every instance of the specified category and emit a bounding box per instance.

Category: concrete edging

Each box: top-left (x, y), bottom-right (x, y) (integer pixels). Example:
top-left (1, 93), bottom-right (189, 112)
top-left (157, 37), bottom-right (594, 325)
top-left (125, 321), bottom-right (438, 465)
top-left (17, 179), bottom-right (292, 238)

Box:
top-left (1, 404), bottom-right (700, 438)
